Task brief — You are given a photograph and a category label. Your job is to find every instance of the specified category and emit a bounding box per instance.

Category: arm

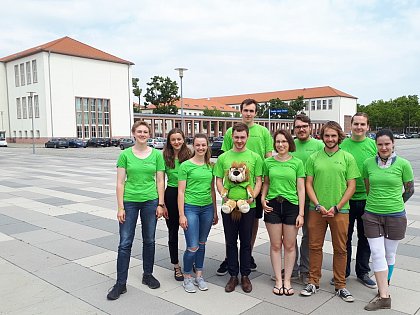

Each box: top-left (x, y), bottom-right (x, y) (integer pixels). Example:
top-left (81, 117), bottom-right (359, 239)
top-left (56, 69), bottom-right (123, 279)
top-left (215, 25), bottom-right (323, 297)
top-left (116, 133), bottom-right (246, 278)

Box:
top-left (116, 168), bottom-right (126, 223)
top-left (211, 178), bottom-right (219, 225)
top-left (305, 175), bottom-right (327, 215)
top-left (156, 171), bottom-right (165, 218)
top-left (261, 175), bottom-right (273, 212)
top-left (216, 177), bottom-right (226, 202)
top-left (252, 176), bottom-right (262, 199)
top-left (265, 151), bottom-right (272, 158)
top-left (328, 178), bottom-right (356, 215)
top-left (403, 180), bottom-right (414, 203)
top-left (296, 177), bottom-right (305, 227)
top-left (364, 178), bottom-right (370, 195)
top-left (178, 180), bottom-right (188, 229)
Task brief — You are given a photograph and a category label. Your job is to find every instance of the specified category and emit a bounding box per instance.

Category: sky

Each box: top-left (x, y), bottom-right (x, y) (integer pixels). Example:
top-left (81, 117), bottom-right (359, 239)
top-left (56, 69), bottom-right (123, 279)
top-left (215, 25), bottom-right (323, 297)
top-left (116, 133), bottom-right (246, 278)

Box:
top-left (1, 0), bottom-right (419, 105)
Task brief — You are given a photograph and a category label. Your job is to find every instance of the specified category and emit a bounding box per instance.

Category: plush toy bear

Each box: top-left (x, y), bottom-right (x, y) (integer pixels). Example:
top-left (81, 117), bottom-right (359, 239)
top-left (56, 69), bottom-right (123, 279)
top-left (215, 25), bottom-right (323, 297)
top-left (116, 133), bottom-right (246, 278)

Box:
top-left (220, 161), bottom-right (254, 221)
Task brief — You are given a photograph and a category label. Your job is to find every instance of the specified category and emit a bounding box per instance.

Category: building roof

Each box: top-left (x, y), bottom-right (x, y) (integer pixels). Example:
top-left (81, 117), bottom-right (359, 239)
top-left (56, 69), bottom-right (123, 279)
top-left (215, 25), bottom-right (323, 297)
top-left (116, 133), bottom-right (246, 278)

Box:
top-left (0, 36), bottom-right (134, 65)
top-left (207, 86), bottom-right (357, 104)
top-left (137, 98), bottom-right (239, 112)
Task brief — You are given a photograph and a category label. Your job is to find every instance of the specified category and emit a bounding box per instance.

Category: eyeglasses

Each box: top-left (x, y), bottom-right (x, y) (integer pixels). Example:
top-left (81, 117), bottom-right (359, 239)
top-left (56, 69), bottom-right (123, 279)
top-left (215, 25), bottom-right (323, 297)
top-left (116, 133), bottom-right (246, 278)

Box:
top-left (295, 125), bottom-right (309, 129)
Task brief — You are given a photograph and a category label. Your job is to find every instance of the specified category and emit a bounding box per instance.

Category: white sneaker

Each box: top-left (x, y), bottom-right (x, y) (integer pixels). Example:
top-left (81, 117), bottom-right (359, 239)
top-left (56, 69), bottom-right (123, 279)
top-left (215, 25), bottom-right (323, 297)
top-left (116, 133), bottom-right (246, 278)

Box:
top-left (183, 277), bottom-right (196, 293)
top-left (194, 276), bottom-right (208, 291)
top-left (300, 283), bottom-right (319, 296)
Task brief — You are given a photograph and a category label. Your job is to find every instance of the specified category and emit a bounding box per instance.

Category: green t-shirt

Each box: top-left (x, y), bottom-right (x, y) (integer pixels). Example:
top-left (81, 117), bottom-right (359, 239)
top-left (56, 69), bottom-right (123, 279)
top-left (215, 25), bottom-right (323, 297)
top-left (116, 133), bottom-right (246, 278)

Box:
top-left (165, 159), bottom-right (180, 188)
top-left (306, 149), bottom-right (360, 213)
top-left (178, 160), bottom-right (213, 206)
top-left (214, 149), bottom-right (263, 208)
top-left (291, 138), bottom-right (324, 165)
top-left (117, 148), bottom-right (165, 202)
top-left (221, 123), bottom-right (273, 159)
top-left (263, 156), bottom-right (305, 205)
top-left (363, 157), bottom-right (414, 215)
top-left (341, 137), bottom-right (377, 200)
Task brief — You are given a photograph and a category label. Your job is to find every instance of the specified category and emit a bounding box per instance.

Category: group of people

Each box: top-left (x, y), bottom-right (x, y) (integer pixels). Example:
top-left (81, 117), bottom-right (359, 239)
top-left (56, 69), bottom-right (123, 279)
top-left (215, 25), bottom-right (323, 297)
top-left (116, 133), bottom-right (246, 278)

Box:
top-left (106, 99), bottom-right (414, 312)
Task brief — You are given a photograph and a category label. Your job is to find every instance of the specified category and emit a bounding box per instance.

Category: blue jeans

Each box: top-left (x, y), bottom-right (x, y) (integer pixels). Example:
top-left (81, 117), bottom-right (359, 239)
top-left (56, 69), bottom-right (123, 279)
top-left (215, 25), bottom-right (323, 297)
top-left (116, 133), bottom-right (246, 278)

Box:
top-left (116, 199), bottom-right (158, 285)
top-left (346, 199), bottom-right (371, 277)
top-left (183, 203), bottom-right (214, 275)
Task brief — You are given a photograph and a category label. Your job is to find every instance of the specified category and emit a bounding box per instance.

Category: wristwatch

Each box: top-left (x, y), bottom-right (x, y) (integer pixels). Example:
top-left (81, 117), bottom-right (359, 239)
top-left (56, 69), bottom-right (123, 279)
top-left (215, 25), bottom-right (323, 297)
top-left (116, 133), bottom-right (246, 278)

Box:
top-left (334, 205), bottom-right (339, 214)
top-left (158, 203), bottom-right (165, 208)
top-left (315, 204), bottom-right (321, 213)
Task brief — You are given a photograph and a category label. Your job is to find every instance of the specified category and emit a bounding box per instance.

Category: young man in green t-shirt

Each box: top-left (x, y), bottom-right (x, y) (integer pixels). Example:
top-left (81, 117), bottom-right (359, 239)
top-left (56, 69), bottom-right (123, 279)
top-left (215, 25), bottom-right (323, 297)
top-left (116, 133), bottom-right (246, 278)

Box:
top-left (215, 123), bottom-right (263, 293)
top-left (290, 114), bottom-right (324, 283)
top-left (340, 113), bottom-right (377, 289)
top-left (300, 121), bottom-right (360, 303)
top-left (217, 99), bottom-right (272, 275)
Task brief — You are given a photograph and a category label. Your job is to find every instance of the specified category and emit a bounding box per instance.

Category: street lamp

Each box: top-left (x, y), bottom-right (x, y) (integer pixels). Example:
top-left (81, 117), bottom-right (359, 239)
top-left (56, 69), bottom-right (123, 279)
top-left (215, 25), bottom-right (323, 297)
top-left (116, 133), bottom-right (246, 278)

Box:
top-left (174, 67), bottom-right (188, 132)
top-left (27, 92), bottom-right (36, 154)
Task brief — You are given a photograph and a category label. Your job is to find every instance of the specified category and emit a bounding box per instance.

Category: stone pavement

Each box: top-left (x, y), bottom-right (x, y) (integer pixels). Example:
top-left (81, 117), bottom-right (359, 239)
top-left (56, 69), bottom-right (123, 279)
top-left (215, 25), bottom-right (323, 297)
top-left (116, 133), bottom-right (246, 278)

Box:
top-left (0, 142), bottom-right (419, 315)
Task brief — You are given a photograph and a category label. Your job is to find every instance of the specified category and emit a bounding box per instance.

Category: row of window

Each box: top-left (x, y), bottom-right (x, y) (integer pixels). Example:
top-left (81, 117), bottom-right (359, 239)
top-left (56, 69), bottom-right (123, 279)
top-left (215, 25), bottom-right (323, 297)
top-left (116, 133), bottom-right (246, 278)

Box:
top-left (307, 99), bottom-right (333, 111)
top-left (16, 95), bottom-right (40, 119)
top-left (75, 97), bottom-right (111, 138)
top-left (12, 130), bottom-right (40, 138)
top-left (14, 60), bottom-right (38, 87)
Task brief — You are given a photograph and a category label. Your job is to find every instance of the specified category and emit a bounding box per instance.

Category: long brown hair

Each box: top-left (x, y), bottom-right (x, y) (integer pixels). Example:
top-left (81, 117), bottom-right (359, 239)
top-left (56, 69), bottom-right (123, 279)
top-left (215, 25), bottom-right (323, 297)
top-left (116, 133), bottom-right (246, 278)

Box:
top-left (163, 128), bottom-right (191, 168)
top-left (192, 133), bottom-right (212, 166)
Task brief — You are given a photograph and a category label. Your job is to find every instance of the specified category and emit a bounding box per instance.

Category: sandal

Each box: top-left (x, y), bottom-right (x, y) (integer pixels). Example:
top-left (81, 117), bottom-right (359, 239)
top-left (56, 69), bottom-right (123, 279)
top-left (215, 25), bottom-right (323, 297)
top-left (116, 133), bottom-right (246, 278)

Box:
top-left (283, 286), bottom-right (294, 296)
top-left (174, 266), bottom-right (184, 281)
top-left (273, 286), bottom-right (284, 296)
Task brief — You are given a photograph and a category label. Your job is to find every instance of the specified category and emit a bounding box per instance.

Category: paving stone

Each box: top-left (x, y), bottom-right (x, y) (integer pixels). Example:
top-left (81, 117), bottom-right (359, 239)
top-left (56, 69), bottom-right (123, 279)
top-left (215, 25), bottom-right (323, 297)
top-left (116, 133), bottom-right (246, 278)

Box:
top-left (0, 213), bottom-right (22, 226)
top-left (0, 221), bottom-right (42, 235)
top-left (12, 229), bottom-right (68, 244)
top-left (241, 301), bottom-right (301, 315)
top-left (36, 197), bottom-right (79, 206)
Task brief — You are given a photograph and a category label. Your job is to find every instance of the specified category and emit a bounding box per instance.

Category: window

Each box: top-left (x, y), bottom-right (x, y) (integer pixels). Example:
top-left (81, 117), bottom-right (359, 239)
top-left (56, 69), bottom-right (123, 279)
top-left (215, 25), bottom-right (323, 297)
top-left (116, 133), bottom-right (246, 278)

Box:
top-left (19, 131), bottom-right (22, 138)
top-left (328, 99), bottom-right (333, 110)
top-left (20, 63), bottom-right (25, 86)
top-left (104, 125), bottom-right (110, 138)
top-left (25, 130), bottom-right (28, 138)
top-left (322, 99), bottom-right (327, 110)
top-left (26, 62), bottom-right (31, 84)
top-left (316, 100), bottom-right (321, 110)
top-left (98, 125), bottom-right (103, 137)
top-left (14, 65), bottom-right (19, 87)
top-left (22, 97), bottom-right (27, 119)
top-left (28, 96), bottom-right (33, 118)
top-left (91, 125), bottom-right (96, 137)
top-left (304, 101), bottom-right (309, 111)
top-left (32, 60), bottom-right (38, 83)
top-left (84, 125), bottom-right (89, 138)
top-left (36, 130), bottom-right (40, 138)
top-left (34, 95), bottom-right (39, 118)
top-left (76, 97), bottom-right (110, 139)
top-left (311, 100), bottom-right (315, 111)
top-left (77, 126), bottom-right (82, 138)
top-left (16, 98), bottom-right (22, 119)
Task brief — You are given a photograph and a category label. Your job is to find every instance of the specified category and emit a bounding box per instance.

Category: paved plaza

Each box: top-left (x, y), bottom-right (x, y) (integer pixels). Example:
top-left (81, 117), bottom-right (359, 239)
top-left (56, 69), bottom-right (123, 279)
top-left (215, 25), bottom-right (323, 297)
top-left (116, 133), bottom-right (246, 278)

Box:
top-left (0, 141), bottom-right (419, 315)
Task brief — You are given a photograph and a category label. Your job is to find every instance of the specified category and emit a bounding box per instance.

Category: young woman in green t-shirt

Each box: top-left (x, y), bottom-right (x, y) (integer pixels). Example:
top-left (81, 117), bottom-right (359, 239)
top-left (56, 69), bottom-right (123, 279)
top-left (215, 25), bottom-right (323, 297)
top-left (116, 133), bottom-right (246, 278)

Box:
top-left (362, 129), bottom-right (414, 311)
top-left (163, 128), bottom-right (191, 282)
top-left (178, 134), bottom-right (218, 293)
top-left (261, 130), bottom-right (305, 296)
top-left (107, 121), bottom-right (165, 300)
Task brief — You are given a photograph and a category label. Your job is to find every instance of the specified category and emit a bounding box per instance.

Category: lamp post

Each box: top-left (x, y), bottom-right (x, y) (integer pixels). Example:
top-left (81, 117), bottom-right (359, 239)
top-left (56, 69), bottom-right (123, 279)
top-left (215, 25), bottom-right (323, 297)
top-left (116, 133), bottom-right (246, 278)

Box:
top-left (27, 92), bottom-right (36, 154)
top-left (174, 67), bottom-right (188, 132)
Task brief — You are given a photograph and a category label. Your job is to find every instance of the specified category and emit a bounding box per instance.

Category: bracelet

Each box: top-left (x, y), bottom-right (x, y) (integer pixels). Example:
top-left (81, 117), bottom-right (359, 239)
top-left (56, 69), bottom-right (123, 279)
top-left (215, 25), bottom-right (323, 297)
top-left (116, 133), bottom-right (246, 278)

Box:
top-left (334, 205), bottom-right (339, 214)
top-left (118, 207), bottom-right (125, 211)
top-left (158, 203), bottom-right (165, 208)
top-left (298, 214), bottom-right (304, 217)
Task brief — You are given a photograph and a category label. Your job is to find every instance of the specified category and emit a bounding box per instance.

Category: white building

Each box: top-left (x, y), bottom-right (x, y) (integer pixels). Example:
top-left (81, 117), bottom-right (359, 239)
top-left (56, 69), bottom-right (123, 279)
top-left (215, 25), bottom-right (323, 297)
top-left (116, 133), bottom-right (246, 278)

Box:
top-left (0, 36), bottom-right (134, 143)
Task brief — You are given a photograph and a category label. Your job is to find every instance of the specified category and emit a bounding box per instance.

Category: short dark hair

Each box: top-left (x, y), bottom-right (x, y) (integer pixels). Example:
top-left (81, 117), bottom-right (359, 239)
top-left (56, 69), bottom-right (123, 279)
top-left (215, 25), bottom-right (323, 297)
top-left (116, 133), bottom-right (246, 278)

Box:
top-left (273, 129), bottom-right (296, 152)
top-left (320, 121), bottom-right (346, 144)
top-left (293, 113), bottom-right (311, 127)
top-left (240, 99), bottom-right (259, 112)
top-left (375, 129), bottom-right (394, 143)
top-left (351, 112), bottom-right (370, 125)
top-left (232, 122), bottom-right (249, 136)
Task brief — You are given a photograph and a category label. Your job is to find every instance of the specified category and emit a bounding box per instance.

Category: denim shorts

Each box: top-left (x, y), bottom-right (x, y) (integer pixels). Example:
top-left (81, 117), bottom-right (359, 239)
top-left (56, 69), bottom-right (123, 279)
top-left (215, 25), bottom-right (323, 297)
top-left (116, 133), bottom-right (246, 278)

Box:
top-left (264, 197), bottom-right (298, 225)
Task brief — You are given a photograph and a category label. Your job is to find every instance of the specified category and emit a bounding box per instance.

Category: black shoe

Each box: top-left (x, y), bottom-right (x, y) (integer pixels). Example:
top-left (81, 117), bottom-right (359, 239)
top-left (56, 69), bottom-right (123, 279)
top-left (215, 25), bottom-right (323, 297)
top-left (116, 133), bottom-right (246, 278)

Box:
top-left (107, 283), bottom-right (127, 300)
top-left (250, 256), bottom-right (257, 271)
top-left (217, 259), bottom-right (228, 276)
top-left (142, 274), bottom-right (160, 289)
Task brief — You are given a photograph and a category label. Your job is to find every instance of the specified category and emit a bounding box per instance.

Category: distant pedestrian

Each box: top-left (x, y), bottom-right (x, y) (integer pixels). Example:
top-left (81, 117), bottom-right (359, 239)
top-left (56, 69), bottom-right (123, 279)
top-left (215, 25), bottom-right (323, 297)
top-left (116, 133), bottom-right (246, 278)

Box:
top-left (363, 129), bottom-right (414, 311)
top-left (107, 121), bottom-right (165, 300)
top-left (163, 128), bottom-right (191, 282)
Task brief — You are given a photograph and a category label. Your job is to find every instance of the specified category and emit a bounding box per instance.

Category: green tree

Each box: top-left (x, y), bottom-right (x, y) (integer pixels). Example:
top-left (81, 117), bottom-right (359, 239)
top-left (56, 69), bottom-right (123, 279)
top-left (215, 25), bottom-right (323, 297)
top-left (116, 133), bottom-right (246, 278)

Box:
top-left (144, 76), bottom-right (179, 114)
top-left (288, 96), bottom-right (306, 117)
top-left (202, 108), bottom-right (231, 117)
top-left (132, 78), bottom-right (142, 108)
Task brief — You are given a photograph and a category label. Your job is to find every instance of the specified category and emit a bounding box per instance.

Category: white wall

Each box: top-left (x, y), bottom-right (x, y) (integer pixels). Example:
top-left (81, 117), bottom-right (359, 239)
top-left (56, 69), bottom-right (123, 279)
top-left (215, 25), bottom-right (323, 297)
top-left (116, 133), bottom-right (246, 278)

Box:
top-left (0, 63), bottom-right (9, 135)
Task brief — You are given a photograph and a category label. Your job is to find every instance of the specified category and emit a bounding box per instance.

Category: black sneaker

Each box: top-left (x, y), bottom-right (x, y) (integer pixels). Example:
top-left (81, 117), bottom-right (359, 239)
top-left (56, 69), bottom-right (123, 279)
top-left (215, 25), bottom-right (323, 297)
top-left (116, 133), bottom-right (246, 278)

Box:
top-left (358, 274), bottom-right (377, 289)
top-left (336, 288), bottom-right (355, 302)
top-left (142, 274), bottom-right (160, 289)
top-left (250, 256), bottom-right (257, 271)
top-left (217, 259), bottom-right (228, 276)
top-left (107, 283), bottom-right (127, 300)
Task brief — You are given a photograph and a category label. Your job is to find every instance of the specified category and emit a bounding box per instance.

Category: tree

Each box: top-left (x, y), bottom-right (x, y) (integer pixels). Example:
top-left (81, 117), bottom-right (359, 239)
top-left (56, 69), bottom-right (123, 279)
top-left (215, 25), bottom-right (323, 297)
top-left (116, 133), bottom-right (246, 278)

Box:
top-left (202, 108), bottom-right (231, 117)
top-left (132, 78), bottom-right (142, 108)
top-left (288, 96), bottom-right (306, 117)
top-left (144, 76), bottom-right (179, 114)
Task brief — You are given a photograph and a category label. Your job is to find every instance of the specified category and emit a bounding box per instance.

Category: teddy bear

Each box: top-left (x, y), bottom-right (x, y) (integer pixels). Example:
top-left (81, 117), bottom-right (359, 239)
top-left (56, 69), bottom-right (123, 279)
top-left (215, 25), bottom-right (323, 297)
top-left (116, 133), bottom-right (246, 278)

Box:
top-left (220, 161), bottom-right (254, 221)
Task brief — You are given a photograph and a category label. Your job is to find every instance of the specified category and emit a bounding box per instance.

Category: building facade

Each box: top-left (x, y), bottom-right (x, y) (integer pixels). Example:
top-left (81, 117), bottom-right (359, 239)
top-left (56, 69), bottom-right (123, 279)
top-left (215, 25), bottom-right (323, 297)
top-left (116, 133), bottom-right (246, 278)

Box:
top-left (0, 37), bottom-right (134, 143)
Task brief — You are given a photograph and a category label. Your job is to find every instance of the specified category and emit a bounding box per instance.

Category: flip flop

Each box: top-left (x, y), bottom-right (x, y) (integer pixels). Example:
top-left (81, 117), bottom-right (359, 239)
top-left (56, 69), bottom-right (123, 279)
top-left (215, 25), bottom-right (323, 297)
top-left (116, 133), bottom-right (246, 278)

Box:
top-left (283, 287), bottom-right (294, 296)
top-left (273, 286), bottom-right (284, 296)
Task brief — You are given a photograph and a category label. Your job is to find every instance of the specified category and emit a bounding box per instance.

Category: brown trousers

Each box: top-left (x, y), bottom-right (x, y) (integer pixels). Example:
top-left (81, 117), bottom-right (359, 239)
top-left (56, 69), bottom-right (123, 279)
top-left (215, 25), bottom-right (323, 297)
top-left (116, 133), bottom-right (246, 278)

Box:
top-left (308, 211), bottom-right (349, 289)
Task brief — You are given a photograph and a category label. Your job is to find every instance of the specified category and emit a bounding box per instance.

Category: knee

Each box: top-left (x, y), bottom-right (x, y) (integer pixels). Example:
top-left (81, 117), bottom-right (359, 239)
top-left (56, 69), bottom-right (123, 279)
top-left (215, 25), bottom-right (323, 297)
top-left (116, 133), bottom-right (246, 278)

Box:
top-left (187, 246), bottom-right (199, 253)
top-left (283, 242), bottom-right (295, 253)
top-left (118, 239), bottom-right (133, 252)
top-left (270, 243), bottom-right (281, 253)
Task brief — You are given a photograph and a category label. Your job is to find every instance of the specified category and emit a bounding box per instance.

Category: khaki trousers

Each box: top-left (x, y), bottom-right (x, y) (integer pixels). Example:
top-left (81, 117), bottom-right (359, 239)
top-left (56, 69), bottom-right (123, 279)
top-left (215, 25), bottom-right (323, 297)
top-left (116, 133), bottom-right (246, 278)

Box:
top-left (308, 211), bottom-right (349, 289)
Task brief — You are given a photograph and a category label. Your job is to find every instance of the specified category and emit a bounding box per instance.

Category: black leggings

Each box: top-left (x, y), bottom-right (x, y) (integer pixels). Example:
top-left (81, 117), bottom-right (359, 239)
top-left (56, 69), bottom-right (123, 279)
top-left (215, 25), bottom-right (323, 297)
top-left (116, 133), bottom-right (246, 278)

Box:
top-left (164, 186), bottom-right (180, 265)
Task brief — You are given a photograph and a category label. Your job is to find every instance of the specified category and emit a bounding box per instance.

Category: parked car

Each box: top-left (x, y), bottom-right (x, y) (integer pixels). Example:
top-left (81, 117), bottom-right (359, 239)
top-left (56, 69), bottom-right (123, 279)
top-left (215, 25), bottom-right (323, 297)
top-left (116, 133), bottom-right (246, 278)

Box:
top-left (68, 138), bottom-right (87, 148)
top-left (45, 138), bottom-right (69, 148)
top-left (398, 134), bottom-right (407, 139)
top-left (0, 137), bottom-right (7, 147)
top-left (211, 141), bottom-right (223, 158)
top-left (111, 138), bottom-right (119, 147)
top-left (411, 133), bottom-right (420, 138)
top-left (147, 138), bottom-right (165, 149)
top-left (86, 137), bottom-right (107, 147)
top-left (119, 138), bottom-right (135, 150)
